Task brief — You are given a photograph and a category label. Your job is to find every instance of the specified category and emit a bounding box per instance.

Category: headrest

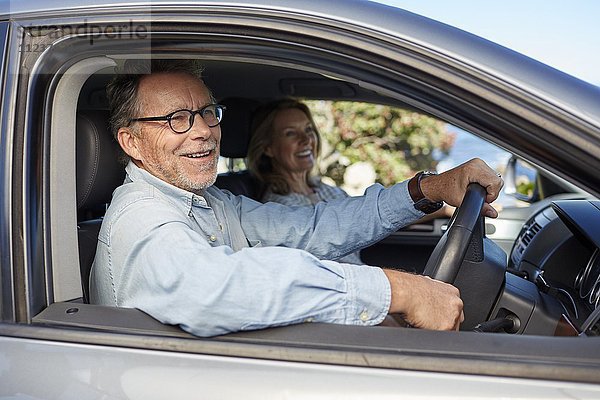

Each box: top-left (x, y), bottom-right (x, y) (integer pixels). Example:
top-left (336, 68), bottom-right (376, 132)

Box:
top-left (76, 110), bottom-right (125, 211)
top-left (218, 97), bottom-right (261, 158)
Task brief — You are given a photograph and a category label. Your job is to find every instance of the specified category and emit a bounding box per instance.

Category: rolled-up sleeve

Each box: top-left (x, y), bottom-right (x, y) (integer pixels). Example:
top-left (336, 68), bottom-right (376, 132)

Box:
top-left (91, 166), bottom-right (417, 337)
top-left (108, 213), bottom-right (391, 336)
top-left (333, 261), bottom-right (391, 325)
top-left (234, 181), bottom-right (424, 260)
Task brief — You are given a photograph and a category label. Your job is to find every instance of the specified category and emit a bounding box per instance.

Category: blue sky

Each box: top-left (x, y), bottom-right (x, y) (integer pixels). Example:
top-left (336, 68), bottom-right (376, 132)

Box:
top-left (372, 0), bottom-right (600, 86)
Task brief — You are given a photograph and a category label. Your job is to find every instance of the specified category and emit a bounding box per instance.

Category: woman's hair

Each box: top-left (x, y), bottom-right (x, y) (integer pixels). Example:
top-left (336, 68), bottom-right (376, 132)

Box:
top-left (247, 99), bottom-right (322, 195)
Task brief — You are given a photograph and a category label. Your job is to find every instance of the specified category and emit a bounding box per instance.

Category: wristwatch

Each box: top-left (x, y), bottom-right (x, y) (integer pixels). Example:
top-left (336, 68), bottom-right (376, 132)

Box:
top-left (408, 171), bottom-right (444, 214)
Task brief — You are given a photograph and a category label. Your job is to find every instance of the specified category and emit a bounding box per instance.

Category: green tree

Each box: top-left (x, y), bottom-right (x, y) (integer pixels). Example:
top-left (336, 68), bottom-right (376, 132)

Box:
top-left (305, 100), bottom-right (455, 187)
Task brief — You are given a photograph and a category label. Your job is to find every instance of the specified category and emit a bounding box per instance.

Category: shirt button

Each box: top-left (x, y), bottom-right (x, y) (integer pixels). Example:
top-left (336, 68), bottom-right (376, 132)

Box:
top-left (360, 311), bottom-right (369, 322)
top-left (209, 235), bottom-right (217, 242)
top-left (192, 196), bottom-right (207, 207)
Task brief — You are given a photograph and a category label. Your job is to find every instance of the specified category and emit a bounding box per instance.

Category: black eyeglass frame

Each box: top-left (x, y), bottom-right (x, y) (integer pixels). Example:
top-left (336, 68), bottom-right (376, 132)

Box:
top-left (129, 103), bottom-right (227, 133)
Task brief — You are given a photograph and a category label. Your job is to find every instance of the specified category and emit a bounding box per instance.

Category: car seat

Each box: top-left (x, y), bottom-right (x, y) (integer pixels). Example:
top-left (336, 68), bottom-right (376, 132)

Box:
top-left (215, 97), bottom-right (265, 200)
top-left (76, 110), bottom-right (124, 302)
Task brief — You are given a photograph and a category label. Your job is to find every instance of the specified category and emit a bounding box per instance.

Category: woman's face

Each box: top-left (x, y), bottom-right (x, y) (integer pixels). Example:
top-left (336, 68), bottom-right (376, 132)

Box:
top-left (265, 107), bottom-right (318, 175)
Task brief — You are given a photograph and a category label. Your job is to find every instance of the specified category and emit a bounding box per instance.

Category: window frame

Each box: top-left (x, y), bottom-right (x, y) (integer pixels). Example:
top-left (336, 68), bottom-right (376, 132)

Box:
top-left (2, 10), bottom-right (599, 386)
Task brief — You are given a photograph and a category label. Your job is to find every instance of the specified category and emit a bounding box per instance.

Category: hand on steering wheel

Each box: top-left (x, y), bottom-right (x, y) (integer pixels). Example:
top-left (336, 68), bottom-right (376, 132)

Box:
top-left (423, 183), bottom-right (487, 283)
top-left (384, 183), bottom-right (487, 331)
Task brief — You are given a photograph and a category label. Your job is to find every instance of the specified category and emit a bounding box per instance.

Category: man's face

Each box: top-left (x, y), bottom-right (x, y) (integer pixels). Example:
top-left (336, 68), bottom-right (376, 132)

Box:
top-left (127, 72), bottom-right (221, 193)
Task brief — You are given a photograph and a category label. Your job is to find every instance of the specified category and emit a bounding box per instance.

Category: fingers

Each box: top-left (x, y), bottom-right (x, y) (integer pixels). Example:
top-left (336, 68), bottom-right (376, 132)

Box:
top-left (482, 203), bottom-right (498, 218)
top-left (484, 174), bottom-right (504, 205)
top-left (384, 270), bottom-right (464, 331)
top-left (455, 310), bottom-right (465, 331)
top-left (424, 158), bottom-right (504, 211)
top-left (472, 158), bottom-right (504, 202)
top-left (460, 158), bottom-right (502, 218)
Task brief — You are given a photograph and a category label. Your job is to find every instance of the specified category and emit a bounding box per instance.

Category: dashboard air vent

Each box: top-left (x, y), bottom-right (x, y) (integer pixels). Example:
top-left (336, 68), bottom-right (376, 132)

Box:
top-left (522, 222), bottom-right (542, 246)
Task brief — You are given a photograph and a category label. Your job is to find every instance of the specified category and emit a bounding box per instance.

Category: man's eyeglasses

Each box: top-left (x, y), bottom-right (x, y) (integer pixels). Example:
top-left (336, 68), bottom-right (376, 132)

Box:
top-left (129, 104), bottom-right (226, 133)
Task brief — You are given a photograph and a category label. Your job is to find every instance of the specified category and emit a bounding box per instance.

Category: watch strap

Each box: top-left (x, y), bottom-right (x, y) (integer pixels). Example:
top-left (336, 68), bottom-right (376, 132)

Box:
top-left (408, 171), bottom-right (444, 214)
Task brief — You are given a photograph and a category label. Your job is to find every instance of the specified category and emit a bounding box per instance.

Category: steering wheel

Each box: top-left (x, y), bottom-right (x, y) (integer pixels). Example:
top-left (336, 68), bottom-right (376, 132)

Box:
top-left (422, 183), bottom-right (487, 283)
top-left (422, 183), bottom-right (509, 331)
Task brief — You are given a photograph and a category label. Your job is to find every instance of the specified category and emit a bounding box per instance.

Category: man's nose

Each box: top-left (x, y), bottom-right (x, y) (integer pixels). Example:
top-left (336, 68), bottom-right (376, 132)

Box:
top-left (187, 114), bottom-right (212, 139)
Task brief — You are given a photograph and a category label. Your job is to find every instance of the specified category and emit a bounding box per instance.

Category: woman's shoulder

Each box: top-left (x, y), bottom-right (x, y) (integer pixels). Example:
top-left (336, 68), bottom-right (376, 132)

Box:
top-left (313, 180), bottom-right (348, 200)
top-left (262, 188), bottom-right (313, 206)
top-left (261, 179), bottom-right (348, 206)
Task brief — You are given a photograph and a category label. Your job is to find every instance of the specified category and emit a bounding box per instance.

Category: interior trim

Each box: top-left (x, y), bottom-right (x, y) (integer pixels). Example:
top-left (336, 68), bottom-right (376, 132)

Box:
top-left (48, 56), bottom-right (116, 302)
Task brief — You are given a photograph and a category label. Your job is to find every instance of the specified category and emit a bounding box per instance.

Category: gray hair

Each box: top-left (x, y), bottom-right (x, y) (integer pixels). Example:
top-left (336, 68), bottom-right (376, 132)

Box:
top-left (106, 59), bottom-right (210, 162)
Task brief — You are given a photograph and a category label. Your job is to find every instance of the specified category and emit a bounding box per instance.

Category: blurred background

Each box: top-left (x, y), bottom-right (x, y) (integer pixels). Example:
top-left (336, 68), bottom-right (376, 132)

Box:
top-left (222, 1), bottom-right (598, 206)
top-left (308, 1), bottom-right (600, 204)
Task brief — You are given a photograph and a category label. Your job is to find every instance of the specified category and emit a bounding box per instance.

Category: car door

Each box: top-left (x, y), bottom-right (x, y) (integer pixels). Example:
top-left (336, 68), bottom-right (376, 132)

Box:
top-left (0, 20), bottom-right (12, 323)
top-left (1, 1), bottom-right (600, 398)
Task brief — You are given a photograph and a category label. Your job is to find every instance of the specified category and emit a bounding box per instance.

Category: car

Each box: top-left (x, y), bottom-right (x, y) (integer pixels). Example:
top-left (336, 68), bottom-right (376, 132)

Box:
top-left (1, 0), bottom-right (600, 397)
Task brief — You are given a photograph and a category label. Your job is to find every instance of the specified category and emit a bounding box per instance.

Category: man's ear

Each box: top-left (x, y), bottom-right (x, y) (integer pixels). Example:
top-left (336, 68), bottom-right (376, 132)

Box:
top-left (117, 127), bottom-right (143, 161)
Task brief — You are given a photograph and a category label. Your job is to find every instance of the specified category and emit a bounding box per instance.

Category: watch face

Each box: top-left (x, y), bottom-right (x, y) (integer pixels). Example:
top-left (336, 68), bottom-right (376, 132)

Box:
top-left (414, 198), bottom-right (444, 214)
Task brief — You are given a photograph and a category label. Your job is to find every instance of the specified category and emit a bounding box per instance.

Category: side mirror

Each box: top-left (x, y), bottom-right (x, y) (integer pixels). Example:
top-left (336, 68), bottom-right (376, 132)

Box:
top-left (504, 156), bottom-right (538, 203)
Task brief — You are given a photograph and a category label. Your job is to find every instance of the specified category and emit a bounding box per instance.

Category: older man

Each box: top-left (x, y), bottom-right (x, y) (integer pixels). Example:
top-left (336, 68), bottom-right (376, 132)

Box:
top-left (90, 60), bottom-right (503, 337)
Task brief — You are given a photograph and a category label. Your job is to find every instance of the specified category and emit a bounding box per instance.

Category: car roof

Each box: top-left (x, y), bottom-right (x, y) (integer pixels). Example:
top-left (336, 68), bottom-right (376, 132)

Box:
top-left (2, 0), bottom-right (600, 126)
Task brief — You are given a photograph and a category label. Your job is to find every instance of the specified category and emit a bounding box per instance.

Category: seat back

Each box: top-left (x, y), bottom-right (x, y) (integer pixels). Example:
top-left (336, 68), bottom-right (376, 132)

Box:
top-left (76, 110), bottom-right (124, 302)
top-left (215, 97), bottom-right (265, 199)
top-left (218, 97), bottom-right (260, 159)
top-left (215, 170), bottom-right (264, 199)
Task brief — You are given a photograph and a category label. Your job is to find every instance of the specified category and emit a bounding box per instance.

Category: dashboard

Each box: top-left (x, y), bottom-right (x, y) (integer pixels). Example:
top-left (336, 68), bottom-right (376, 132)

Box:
top-left (510, 199), bottom-right (600, 334)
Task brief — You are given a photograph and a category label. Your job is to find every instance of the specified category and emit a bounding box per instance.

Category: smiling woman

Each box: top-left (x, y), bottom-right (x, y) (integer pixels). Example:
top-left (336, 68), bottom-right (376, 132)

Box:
top-left (248, 99), bottom-right (323, 201)
top-left (247, 98), bottom-right (364, 264)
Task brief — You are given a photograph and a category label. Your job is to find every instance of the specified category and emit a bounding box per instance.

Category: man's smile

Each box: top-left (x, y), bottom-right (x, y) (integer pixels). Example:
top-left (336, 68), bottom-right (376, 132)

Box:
top-left (183, 150), bottom-right (212, 158)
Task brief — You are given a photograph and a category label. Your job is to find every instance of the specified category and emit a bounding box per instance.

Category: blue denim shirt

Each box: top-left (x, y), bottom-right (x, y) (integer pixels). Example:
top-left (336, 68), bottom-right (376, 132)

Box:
top-left (90, 162), bottom-right (424, 337)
